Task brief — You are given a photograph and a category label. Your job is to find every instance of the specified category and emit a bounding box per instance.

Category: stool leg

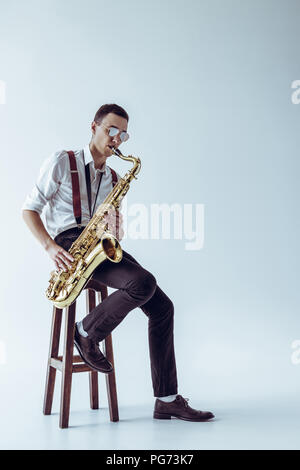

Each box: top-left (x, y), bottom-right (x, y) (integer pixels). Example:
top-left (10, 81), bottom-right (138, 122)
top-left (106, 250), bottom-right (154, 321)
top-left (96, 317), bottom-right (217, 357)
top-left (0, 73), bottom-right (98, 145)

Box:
top-left (104, 334), bottom-right (119, 422)
top-left (89, 371), bottom-right (99, 409)
top-left (86, 289), bottom-right (99, 410)
top-left (59, 301), bottom-right (76, 429)
top-left (43, 306), bottom-right (63, 415)
top-left (98, 288), bottom-right (119, 422)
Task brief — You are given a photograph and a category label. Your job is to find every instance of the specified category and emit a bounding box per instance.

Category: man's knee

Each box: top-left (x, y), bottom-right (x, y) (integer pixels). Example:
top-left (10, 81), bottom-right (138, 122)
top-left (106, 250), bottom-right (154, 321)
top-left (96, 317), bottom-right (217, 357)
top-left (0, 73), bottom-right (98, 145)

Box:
top-left (127, 270), bottom-right (157, 303)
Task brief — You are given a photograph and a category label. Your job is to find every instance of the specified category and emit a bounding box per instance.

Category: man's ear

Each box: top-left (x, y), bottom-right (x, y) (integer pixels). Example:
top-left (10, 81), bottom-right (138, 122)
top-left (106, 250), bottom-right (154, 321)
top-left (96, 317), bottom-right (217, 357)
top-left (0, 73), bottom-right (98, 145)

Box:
top-left (91, 120), bottom-right (97, 135)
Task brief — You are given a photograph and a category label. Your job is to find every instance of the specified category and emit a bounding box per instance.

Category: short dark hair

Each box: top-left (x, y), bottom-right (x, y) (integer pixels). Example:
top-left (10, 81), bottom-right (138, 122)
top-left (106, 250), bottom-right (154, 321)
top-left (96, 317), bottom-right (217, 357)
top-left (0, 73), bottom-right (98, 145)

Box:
top-left (93, 103), bottom-right (129, 124)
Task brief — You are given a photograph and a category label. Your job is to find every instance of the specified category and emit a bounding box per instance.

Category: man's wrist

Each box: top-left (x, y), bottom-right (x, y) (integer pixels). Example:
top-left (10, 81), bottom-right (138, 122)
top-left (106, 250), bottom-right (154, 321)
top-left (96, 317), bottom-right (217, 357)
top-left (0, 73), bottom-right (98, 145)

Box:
top-left (43, 236), bottom-right (53, 250)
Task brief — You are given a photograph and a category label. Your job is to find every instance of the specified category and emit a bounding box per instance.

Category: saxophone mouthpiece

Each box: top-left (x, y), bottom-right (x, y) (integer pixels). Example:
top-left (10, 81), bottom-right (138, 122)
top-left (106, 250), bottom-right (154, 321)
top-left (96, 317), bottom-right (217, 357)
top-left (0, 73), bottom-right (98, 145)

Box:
top-left (111, 146), bottom-right (122, 157)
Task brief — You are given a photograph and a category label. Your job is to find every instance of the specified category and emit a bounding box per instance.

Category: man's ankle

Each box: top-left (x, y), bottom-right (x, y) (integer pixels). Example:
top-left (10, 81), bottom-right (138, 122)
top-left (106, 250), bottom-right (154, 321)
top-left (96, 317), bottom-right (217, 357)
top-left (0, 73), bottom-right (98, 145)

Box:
top-left (157, 394), bottom-right (177, 403)
top-left (76, 321), bottom-right (89, 337)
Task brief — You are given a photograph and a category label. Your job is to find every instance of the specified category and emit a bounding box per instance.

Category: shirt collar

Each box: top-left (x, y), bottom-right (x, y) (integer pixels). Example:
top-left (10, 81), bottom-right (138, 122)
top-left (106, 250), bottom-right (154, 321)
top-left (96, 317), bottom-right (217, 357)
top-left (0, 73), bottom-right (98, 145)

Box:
top-left (83, 144), bottom-right (107, 173)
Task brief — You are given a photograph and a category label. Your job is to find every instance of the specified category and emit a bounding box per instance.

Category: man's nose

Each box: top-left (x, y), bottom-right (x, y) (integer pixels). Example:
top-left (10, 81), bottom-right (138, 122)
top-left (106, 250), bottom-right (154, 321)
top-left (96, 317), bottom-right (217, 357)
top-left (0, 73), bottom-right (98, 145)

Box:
top-left (112, 134), bottom-right (121, 145)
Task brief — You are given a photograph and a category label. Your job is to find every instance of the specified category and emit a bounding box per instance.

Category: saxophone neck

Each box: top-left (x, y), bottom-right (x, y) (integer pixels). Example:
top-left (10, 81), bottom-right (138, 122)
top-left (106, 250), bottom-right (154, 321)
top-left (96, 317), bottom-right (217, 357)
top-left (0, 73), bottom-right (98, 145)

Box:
top-left (110, 146), bottom-right (141, 177)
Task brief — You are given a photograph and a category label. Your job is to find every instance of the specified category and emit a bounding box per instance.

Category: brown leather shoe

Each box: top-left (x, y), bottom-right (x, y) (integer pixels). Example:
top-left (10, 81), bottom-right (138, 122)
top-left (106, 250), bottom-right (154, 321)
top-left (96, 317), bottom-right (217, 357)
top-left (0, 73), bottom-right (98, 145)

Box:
top-left (153, 395), bottom-right (215, 421)
top-left (74, 323), bottom-right (113, 374)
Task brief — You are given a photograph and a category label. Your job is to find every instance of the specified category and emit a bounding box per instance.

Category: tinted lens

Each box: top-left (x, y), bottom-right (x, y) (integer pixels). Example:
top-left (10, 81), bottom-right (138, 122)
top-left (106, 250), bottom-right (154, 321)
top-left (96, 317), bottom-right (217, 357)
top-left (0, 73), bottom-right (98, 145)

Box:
top-left (120, 132), bottom-right (129, 142)
top-left (108, 126), bottom-right (129, 142)
top-left (108, 127), bottom-right (119, 137)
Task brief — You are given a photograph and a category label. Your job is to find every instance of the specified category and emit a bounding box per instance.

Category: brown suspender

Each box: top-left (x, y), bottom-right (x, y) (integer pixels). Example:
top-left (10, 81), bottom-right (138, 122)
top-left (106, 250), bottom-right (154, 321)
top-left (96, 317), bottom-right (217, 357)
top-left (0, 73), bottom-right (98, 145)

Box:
top-left (67, 150), bottom-right (118, 229)
top-left (67, 151), bottom-right (82, 228)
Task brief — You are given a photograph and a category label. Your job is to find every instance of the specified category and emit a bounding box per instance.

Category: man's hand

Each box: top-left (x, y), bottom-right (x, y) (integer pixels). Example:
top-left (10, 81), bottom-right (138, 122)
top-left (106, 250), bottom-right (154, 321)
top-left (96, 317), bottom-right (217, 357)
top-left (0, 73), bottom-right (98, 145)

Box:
top-left (45, 239), bottom-right (75, 272)
top-left (103, 209), bottom-right (124, 241)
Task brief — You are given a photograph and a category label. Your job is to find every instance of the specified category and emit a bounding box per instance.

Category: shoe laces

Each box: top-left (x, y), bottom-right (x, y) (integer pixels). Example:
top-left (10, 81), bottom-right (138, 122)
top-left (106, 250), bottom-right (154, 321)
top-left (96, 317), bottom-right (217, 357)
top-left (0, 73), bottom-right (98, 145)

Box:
top-left (176, 395), bottom-right (190, 407)
top-left (183, 397), bottom-right (190, 407)
top-left (87, 338), bottom-right (100, 353)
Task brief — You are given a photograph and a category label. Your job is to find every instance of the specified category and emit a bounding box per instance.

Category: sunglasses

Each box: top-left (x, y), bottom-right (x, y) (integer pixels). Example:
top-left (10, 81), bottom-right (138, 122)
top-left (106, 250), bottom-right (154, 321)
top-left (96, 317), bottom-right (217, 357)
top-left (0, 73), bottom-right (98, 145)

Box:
top-left (99, 123), bottom-right (130, 143)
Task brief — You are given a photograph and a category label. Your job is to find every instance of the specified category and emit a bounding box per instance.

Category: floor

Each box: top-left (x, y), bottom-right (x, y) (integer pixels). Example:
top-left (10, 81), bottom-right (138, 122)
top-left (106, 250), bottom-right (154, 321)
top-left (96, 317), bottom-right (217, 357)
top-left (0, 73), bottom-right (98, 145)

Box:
top-left (1, 372), bottom-right (300, 450)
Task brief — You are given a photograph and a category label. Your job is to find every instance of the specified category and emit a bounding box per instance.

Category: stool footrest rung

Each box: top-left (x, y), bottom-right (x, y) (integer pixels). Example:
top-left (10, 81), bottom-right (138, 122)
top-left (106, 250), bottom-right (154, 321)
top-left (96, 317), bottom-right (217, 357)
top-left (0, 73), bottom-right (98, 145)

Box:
top-left (50, 356), bottom-right (92, 372)
top-left (49, 357), bottom-right (62, 371)
top-left (72, 363), bottom-right (94, 373)
top-left (57, 354), bottom-right (83, 363)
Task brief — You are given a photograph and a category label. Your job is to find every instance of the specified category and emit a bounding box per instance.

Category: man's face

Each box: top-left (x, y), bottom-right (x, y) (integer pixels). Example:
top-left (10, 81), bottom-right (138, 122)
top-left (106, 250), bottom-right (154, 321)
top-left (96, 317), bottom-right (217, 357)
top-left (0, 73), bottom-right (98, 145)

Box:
top-left (91, 112), bottom-right (128, 157)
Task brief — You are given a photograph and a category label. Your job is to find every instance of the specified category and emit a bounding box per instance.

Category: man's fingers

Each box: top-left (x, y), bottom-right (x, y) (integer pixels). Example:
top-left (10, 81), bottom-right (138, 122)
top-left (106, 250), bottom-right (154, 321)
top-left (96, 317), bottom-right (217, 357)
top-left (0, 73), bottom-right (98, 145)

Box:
top-left (105, 214), bottom-right (116, 221)
top-left (63, 253), bottom-right (74, 264)
top-left (64, 250), bottom-right (74, 262)
top-left (106, 215), bottom-right (122, 225)
top-left (54, 260), bottom-right (61, 271)
top-left (57, 252), bottom-right (72, 270)
top-left (102, 211), bottom-right (124, 239)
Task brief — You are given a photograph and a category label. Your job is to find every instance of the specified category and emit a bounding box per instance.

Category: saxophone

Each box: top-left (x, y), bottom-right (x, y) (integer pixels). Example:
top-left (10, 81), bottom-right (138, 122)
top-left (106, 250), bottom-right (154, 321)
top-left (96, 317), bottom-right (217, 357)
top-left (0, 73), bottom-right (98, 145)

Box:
top-left (45, 147), bottom-right (141, 308)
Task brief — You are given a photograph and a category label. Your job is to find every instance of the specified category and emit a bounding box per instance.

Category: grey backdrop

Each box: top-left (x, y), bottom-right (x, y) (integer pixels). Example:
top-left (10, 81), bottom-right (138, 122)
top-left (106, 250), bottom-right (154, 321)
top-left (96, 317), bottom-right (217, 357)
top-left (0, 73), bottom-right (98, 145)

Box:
top-left (0, 0), bottom-right (299, 449)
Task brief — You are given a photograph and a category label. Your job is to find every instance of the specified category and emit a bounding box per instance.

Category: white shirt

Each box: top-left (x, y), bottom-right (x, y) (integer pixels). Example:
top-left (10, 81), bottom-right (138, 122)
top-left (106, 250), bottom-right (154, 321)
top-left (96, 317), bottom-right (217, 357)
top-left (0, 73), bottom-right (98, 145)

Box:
top-left (22, 144), bottom-right (120, 239)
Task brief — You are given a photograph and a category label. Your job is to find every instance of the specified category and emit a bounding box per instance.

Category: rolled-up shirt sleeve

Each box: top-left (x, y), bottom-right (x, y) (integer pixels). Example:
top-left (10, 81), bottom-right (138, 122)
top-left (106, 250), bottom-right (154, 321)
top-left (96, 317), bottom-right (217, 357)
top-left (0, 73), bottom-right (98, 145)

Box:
top-left (21, 151), bottom-right (64, 214)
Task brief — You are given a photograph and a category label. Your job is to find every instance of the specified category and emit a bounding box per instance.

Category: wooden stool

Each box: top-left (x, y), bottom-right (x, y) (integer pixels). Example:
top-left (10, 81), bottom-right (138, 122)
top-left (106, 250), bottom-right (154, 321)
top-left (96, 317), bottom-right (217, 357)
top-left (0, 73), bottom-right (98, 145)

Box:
top-left (43, 281), bottom-right (119, 428)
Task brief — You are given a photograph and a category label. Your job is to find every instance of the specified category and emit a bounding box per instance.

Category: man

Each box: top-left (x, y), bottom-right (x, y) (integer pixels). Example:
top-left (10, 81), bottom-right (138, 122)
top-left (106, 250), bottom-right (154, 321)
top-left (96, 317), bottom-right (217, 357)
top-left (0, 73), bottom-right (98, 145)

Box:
top-left (22, 103), bottom-right (214, 422)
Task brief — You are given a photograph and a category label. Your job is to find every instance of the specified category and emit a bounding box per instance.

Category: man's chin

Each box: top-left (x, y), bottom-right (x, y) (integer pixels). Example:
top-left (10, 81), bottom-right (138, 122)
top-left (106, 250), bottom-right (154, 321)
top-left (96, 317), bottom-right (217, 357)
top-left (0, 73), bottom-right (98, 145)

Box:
top-left (105, 146), bottom-right (113, 156)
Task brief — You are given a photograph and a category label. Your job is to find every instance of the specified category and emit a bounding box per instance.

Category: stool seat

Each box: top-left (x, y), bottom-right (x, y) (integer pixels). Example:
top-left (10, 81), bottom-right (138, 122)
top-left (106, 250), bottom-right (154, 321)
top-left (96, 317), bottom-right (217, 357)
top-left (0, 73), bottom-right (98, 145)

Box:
top-left (43, 284), bottom-right (119, 428)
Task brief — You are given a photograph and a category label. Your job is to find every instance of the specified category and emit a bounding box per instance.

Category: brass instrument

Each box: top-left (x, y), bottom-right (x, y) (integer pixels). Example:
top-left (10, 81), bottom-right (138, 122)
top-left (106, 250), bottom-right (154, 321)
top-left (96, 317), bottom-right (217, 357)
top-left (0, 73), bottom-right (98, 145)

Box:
top-left (45, 147), bottom-right (141, 308)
